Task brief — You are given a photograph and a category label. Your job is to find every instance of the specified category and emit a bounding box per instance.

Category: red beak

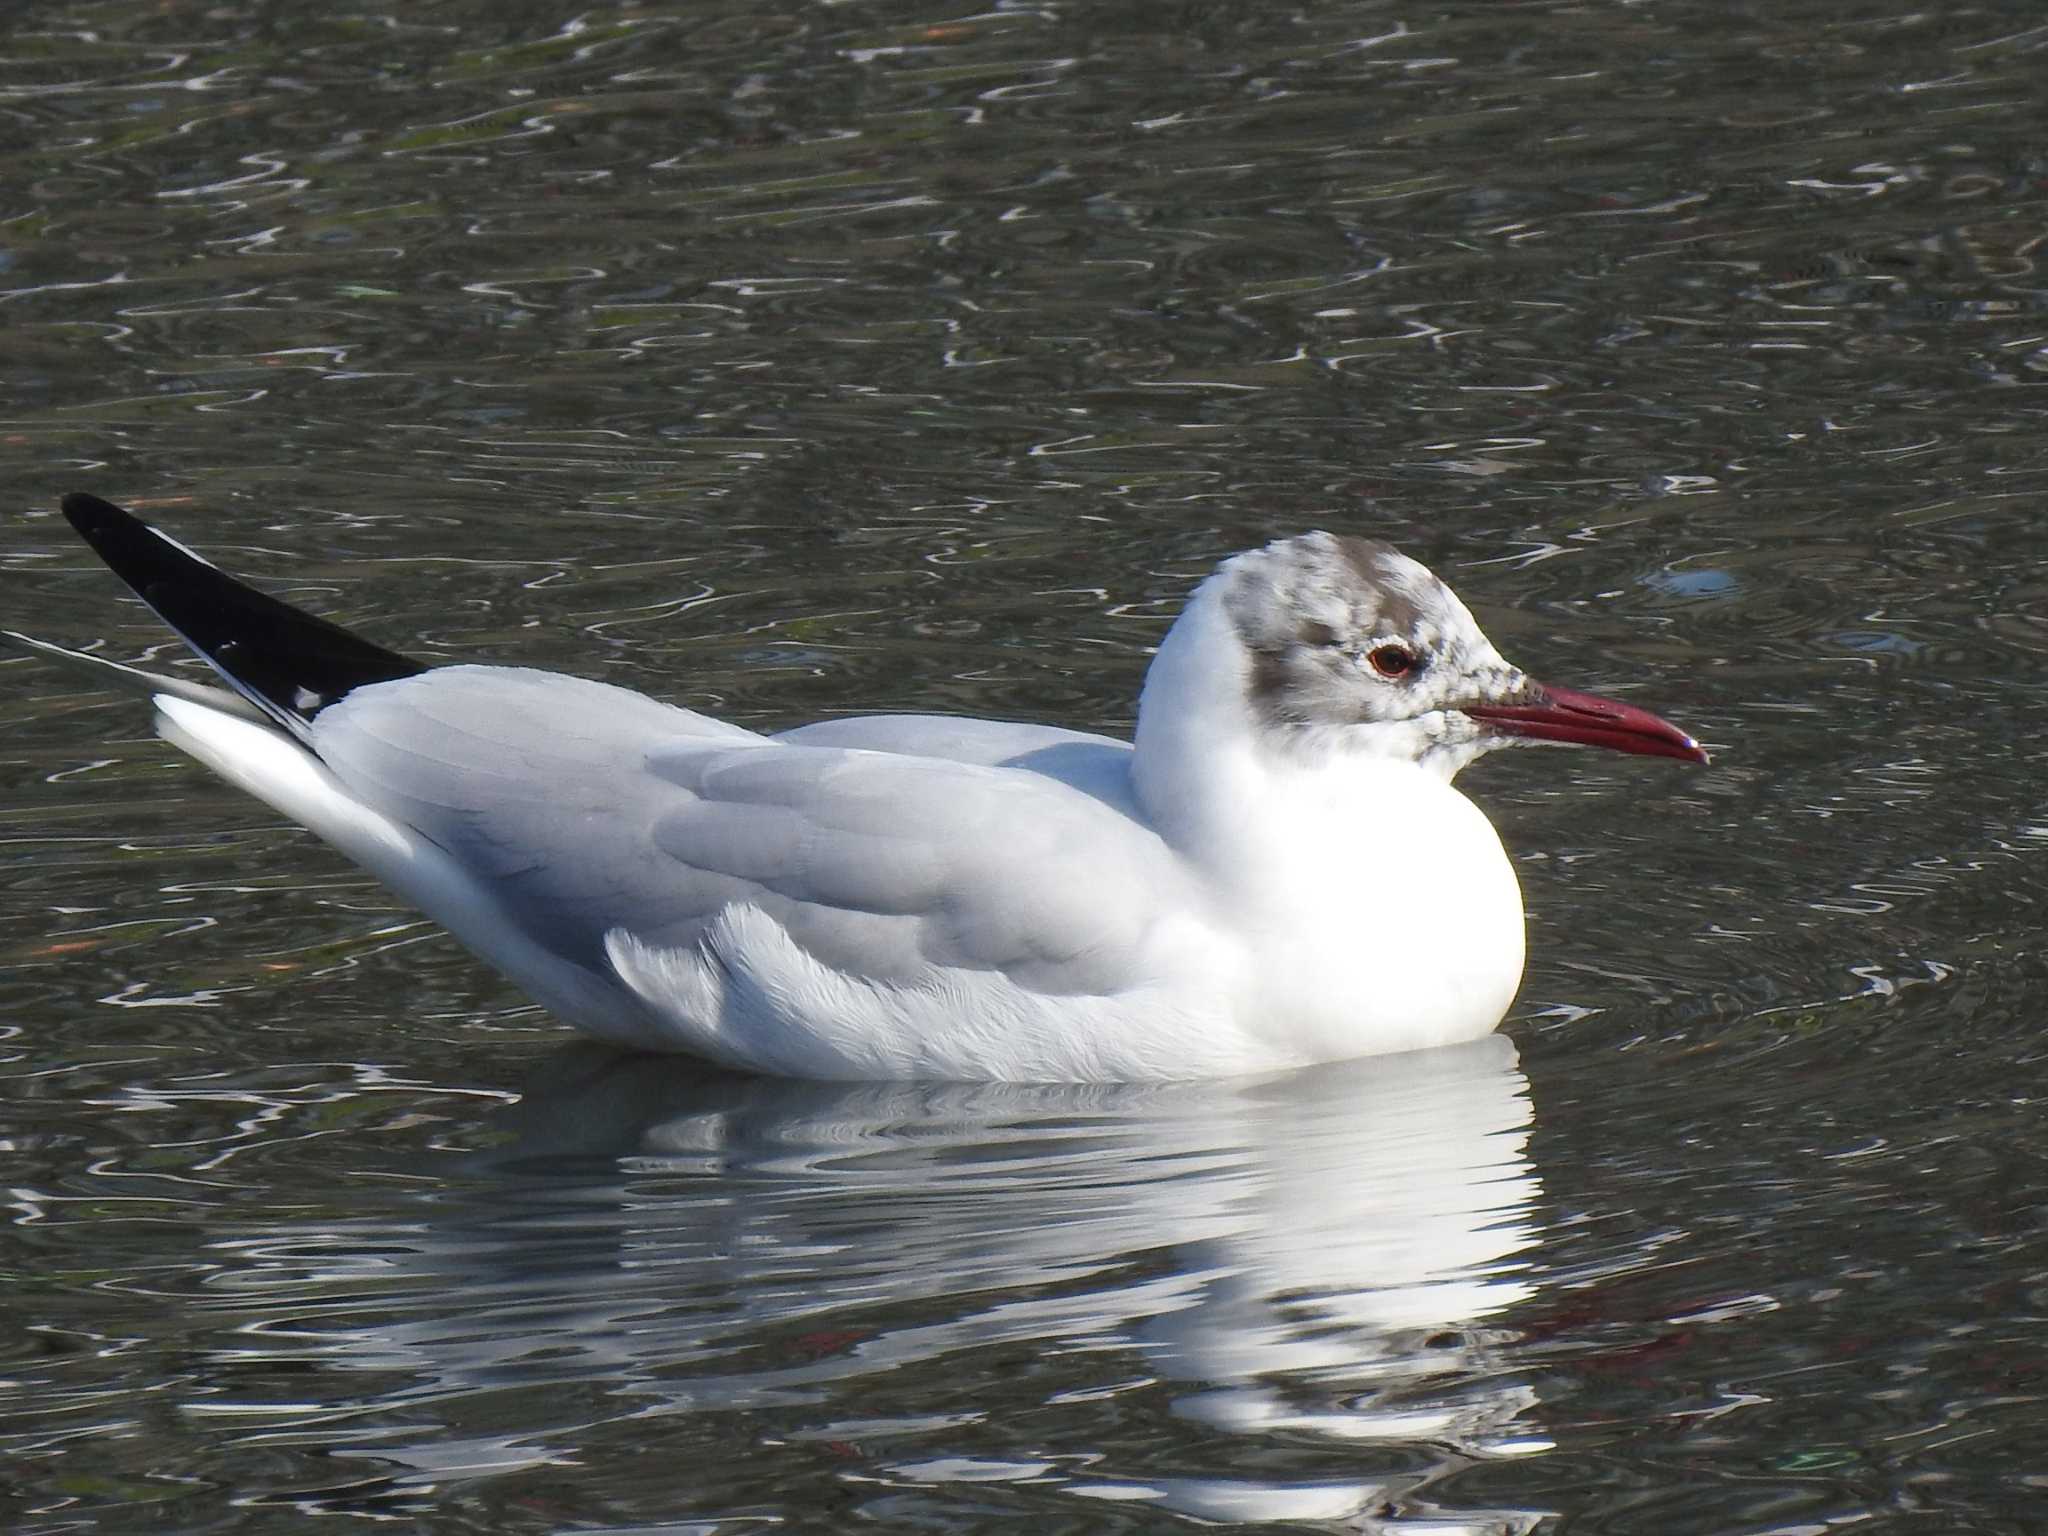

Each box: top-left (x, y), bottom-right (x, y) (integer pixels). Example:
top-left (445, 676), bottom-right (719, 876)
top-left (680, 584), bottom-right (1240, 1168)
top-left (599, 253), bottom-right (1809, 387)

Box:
top-left (1466, 682), bottom-right (1708, 765)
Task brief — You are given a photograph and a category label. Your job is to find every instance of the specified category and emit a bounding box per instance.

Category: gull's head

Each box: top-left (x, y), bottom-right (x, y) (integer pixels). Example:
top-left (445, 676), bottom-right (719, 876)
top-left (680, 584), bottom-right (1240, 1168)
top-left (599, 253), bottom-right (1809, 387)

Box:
top-left (1213, 532), bottom-right (1707, 777)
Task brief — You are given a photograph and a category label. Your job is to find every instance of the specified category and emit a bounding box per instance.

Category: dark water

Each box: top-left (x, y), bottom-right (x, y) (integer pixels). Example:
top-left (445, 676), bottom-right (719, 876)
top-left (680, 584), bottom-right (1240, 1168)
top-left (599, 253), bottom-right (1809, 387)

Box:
top-left (5, 1), bottom-right (2048, 1529)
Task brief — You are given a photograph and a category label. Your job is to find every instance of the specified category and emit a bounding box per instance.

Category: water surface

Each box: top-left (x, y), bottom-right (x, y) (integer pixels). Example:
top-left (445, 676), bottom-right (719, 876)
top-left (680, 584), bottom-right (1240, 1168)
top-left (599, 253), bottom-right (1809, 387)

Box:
top-left (5, 1), bottom-right (2048, 1529)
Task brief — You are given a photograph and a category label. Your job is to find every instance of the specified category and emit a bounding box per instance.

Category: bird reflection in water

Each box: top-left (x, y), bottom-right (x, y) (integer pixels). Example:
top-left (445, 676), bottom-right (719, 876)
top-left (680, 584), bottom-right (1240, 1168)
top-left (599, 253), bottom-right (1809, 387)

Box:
top-left (198, 1034), bottom-right (1552, 1528)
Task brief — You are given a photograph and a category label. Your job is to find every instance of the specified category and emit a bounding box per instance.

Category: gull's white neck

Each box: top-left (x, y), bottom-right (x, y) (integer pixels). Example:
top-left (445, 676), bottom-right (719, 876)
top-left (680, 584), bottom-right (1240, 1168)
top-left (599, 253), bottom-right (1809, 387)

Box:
top-left (1131, 573), bottom-right (1526, 1058)
top-left (1132, 570), bottom-right (1468, 851)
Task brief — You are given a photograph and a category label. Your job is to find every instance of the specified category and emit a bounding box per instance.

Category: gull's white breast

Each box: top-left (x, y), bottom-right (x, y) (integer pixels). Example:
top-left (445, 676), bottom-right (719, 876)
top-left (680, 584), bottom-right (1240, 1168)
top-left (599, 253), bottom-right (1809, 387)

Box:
top-left (1220, 760), bottom-right (1526, 1062)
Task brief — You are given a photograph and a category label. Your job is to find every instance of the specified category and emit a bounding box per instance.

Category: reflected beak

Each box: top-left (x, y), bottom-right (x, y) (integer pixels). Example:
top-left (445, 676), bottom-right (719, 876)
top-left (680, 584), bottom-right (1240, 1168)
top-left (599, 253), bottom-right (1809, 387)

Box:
top-left (1465, 682), bottom-right (1709, 765)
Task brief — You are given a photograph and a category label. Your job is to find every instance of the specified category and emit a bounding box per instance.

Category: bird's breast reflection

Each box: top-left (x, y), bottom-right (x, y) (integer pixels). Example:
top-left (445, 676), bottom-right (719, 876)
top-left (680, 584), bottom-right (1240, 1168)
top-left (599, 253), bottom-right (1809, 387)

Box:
top-left (480, 1035), bottom-right (1545, 1484)
top-left (205, 1036), bottom-right (1549, 1526)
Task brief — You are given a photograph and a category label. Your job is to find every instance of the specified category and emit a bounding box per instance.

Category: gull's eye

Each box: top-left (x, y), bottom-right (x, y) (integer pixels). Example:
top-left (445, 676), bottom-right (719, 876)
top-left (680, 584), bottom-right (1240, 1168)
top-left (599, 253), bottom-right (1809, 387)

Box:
top-left (1366, 643), bottom-right (1419, 680)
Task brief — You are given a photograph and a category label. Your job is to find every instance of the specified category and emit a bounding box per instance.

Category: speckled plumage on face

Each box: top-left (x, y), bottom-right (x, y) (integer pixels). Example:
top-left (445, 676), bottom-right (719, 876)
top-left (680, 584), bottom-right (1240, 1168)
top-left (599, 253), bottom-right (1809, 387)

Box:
top-left (1220, 532), bottom-right (1528, 751)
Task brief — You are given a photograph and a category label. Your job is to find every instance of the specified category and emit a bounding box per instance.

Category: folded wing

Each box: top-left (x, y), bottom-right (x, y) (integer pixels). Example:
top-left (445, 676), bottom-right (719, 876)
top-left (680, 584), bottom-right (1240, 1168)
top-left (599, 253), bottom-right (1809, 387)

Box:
top-left (312, 666), bottom-right (1187, 999)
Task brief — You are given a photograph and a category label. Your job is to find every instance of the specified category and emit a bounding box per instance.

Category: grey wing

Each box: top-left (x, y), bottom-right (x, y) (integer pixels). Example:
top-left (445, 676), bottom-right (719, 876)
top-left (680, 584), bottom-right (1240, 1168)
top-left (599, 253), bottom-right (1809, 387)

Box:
top-left (775, 714), bottom-right (1144, 821)
top-left (311, 666), bottom-right (1183, 995)
top-left (775, 712), bottom-right (1126, 762)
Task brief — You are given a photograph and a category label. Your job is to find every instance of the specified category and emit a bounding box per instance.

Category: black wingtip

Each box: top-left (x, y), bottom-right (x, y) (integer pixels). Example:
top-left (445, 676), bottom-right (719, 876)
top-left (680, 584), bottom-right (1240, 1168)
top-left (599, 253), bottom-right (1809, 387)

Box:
top-left (61, 492), bottom-right (427, 732)
top-left (62, 491), bottom-right (124, 539)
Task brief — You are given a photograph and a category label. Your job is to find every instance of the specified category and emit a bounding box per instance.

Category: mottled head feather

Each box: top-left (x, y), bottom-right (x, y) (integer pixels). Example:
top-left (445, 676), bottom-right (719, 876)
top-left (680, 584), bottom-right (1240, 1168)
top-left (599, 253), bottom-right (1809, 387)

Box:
top-left (1218, 532), bottom-right (1534, 773)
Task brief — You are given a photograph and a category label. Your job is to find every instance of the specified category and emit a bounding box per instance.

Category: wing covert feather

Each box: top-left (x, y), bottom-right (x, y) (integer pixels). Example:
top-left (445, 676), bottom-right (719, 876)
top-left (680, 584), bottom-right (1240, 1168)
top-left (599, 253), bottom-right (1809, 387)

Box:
top-left (312, 666), bottom-right (1185, 996)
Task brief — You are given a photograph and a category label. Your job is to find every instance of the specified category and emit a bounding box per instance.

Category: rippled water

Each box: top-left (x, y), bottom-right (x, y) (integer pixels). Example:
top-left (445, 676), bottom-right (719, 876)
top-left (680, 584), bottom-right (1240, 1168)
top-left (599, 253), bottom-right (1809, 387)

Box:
top-left (6, 1), bottom-right (2048, 1530)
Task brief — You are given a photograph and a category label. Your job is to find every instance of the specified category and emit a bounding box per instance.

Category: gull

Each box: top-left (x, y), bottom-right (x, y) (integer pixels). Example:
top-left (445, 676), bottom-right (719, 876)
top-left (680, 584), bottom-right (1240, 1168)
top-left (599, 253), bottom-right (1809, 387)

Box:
top-left (7, 494), bottom-right (1706, 1081)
